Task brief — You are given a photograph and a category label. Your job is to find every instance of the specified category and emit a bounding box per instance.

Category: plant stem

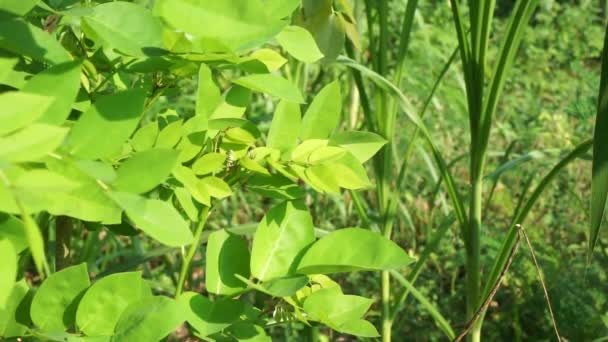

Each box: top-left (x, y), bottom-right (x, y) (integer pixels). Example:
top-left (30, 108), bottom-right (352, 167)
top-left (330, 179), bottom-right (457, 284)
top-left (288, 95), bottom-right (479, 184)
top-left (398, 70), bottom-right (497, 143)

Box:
top-left (175, 206), bottom-right (211, 298)
top-left (55, 216), bottom-right (72, 271)
top-left (381, 270), bottom-right (392, 341)
top-left (466, 177), bottom-right (483, 342)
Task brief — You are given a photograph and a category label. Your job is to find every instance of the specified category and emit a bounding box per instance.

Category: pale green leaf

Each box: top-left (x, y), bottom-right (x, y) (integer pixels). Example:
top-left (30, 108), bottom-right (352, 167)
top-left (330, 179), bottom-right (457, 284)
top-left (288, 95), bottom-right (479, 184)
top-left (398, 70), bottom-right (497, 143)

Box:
top-left (31, 263), bottom-right (90, 332)
top-left (113, 149), bottom-right (179, 194)
top-left (172, 165), bottom-right (210, 206)
top-left (200, 176), bottom-right (232, 199)
top-left (206, 230), bottom-right (249, 295)
top-left (112, 296), bottom-right (185, 342)
top-left (192, 153), bottom-right (226, 175)
top-left (0, 92), bottom-right (53, 136)
top-left (267, 100), bottom-right (301, 159)
top-left (22, 61), bottom-right (82, 125)
top-left (0, 0), bottom-right (38, 16)
top-left (329, 131), bottom-right (387, 163)
top-left (155, 120), bottom-right (183, 148)
top-left (154, 0), bottom-right (285, 52)
top-left (297, 228), bottom-right (414, 274)
top-left (67, 90), bottom-right (146, 160)
top-left (250, 201), bottom-right (315, 281)
top-left (109, 192), bottom-right (193, 247)
top-left (76, 272), bottom-right (151, 336)
top-left (131, 122), bottom-right (158, 152)
top-left (0, 239), bottom-right (16, 309)
top-left (276, 26), bottom-right (324, 63)
top-left (0, 124), bottom-right (68, 163)
top-left (300, 81), bottom-right (342, 139)
top-left (196, 64), bottom-right (221, 126)
top-left (233, 74), bottom-right (304, 103)
top-left (82, 2), bottom-right (163, 57)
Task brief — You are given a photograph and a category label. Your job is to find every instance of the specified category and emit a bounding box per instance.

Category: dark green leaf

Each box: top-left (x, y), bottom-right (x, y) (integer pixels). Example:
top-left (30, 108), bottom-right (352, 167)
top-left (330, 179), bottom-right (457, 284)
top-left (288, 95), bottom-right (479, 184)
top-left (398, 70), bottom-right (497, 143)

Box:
top-left (206, 230), bottom-right (250, 295)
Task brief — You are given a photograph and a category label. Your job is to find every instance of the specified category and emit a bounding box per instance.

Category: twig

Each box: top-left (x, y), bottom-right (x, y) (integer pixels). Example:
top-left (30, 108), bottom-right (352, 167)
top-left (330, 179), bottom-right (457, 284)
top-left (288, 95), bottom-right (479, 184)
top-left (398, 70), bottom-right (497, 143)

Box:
top-left (519, 225), bottom-right (562, 341)
top-left (453, 227), bottom-right (521, 342)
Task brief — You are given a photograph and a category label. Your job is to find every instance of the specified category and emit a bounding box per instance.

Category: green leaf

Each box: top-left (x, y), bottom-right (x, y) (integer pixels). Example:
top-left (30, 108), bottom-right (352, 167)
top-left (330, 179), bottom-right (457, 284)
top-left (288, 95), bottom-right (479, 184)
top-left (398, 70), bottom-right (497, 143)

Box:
top-left (131, 122), bottom-right (158, 152)
top-left (276, 26), bottom-right (324, 63)
top-left (0, 91), bottom-right (53, 136)
top-left (21, 210), bottom-right (48, 276)
top-left (250, 201), bottom-right (315, 281)
top-left (225, 127), bottom-right (256, 145)
top-left (172, 165), bottom-right (211, 206)
top-left (82, 2), bottom-right (163, 57)
top-left (333, 319), bottom-right (379, 338)
top-left (0, 279), bottom-right (30, 337)
top-left (329, 131), bottom-right (387, 163)
top-left (291, 139), bottom-right (329, 164)
top-left (46, 159), bottom-right (122, 223)
top-left (267, 100), bottom-right (301, 159)
top-left (303, 287), bottom-right (377, 336)
top-left (591, 26), bottom-right (608, 256)
top-left (308, 146), bottom-right (346, 165)
top-left (247, 174), bottom-right (304, 200)
top-left (200, 176), bottom-right (232, 199)
top-left (304, 164), bottom-right (340, 193)
top-left (31, 263), bottom-right (90, 332)
top-left (264, 0), bottom-right (300, 19)
top-left (225, 322), bottom-right (271, 342)
top-left (173, 187), bottom-right (198, 222)
top-left (109, 192), bottom-right (193, 247)
top-left (196, 64), bottom-right (221, 128)
top-left (330, 152), bottom-right (372, 189)
top-left (67, 90), bottom-right (146, 160)
top-left (236, 274), bottom-right (308, 298)
top-left (112, 296), bottom-right (185, 342)
top-left (0, 17), bottom-right (71, 64)
top-left (240, 157), bottom-right (270, 175)
top-left (192, 153), bottom-right (226, 175)
top-left (155, 120), bottom-right (183, 148)
top-left (302, 13), bottom-right (345, 64)
top-left (76, 272), bottom-right (151, 336)
top-left (113, 149), bottom-right (179, 194)
top-left (233, 74), bottom-right (304, 103)
top-left (0, 214), bottom-right (27, 253)
top-left (0, 0), bottom-right (38, 16)
top-left (0, 124), bottom-right (68, 163)
top-left (206, 230), bottom-right (250, 295)
top-left (245, 48), bottom-right (287, 72)
top-left (0, 239), bottom-right (16, 309)
top-left (300, 81), bottom-right (342, 139)
top-left (22, 61), bottom-right (82, 125)
top-left (297, 228), bottom-right (414, 274)
top-left (179, 292), bottom-right (244, 337)
top-left (154, 0), bottom-right (285, 52)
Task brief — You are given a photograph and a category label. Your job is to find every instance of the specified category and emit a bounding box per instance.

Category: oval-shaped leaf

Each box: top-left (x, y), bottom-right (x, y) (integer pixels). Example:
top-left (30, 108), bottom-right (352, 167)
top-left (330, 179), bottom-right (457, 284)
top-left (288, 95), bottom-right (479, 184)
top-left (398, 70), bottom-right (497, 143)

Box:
top-left (67, 90), bottom-right (146, 160)
top-left (276, 26), bottom-right (324, 63)
top-left (233, 74), bottom-right (304, 103)
top-left (297, 228), bottom-right (414, 274)
top-left (179, 292), bottom-right (244, 338)
top-left (192, 153), bottom-right (226, 175)
top-left (76, 272), bottom-right (151, 336)
top-left (82, 2), bottom-right (163, 57)
top-left (0, 124), bottom-right (68, 163)
top-left (112, 296), bottom-right (185, 342)
top-left (206, 230), bottom-right (249, 295)
top-left (0, 92), bottom-right (53, 136)
top-left (267, 100), bottom-right (301, 159)
top-left (109, 192), bottom-right (193, 247)
top-left (0, 18), bottom-right (71, 64)
top-left (300, 81), bottom-right (342, 140)
top-left (22, 61), bottom-right (82, 125)
top-left (113, 149), bottom-right (179, 194)
top-left (0, 239), bottom-right (17, 309)
top-left (329, 131), bottom-right (387, 163)
top-left (250, 201), bottom-right (315, 281)
top-left (31, 263), bottom-right (90, 332)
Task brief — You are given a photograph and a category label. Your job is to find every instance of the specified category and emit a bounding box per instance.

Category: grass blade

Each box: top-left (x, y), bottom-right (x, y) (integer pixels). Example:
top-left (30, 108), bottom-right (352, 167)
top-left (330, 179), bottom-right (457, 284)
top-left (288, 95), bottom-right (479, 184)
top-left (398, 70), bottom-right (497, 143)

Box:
top-left (390, 270), bottom-right (456, 340)
top-left (590, 26), bottom-right (608, 257)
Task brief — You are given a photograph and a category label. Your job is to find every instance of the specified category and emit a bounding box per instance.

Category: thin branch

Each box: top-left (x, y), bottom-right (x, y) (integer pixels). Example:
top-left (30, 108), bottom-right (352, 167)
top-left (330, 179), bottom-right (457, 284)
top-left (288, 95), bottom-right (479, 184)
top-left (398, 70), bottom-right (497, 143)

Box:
top-left (519, 225), bottom-right (562, 341)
